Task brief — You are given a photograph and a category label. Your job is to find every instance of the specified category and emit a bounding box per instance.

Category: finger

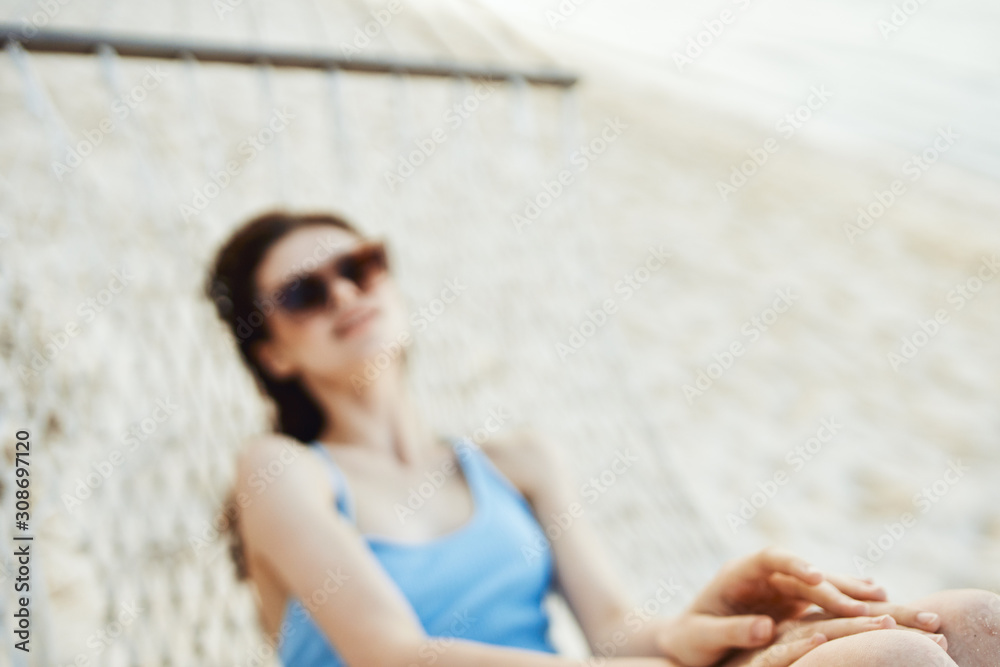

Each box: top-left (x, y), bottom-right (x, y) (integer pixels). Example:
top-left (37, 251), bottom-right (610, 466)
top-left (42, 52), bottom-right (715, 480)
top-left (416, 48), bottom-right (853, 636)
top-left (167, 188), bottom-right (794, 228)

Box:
top-left (658, 614), bottom-right (776, 665)
top-left (749, 633), bottom-right (827, 667)
top-left (865, 601), bottom-right (942, 632)
top-left (770, 572), bottom-right (870, 617)
top-left (753, 547), bottom-right (824, 587)
top-left (689, 614), bottom-right (776, 649)
top-left (896, 626), bottom-right (949, 651)
top-left (792, 608), bottom-right (835, 623)
top-left (783, 613), bottom-right (897, 642)
top-left (782, 614), bottom-right (947, 650)
top-left (824, 572), bottom-right (888, 602)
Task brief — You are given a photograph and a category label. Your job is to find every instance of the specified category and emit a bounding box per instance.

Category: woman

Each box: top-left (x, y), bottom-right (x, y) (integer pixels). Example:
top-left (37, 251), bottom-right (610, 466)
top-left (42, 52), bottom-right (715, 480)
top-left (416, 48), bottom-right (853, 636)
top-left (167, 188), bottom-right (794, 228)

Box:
top-left (206, 210), bottom-right (998, 667)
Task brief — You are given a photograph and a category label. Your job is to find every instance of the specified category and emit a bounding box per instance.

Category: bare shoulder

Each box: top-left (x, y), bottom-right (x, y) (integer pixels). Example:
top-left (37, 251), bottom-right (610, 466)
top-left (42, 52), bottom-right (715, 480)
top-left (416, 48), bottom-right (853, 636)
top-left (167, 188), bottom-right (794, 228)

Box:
top-left (479, 428), bottom-right (572, 504)
top-left (233, 433), bottom-right (331, 514)
top-left (237, 432), bottom-right (316, 476)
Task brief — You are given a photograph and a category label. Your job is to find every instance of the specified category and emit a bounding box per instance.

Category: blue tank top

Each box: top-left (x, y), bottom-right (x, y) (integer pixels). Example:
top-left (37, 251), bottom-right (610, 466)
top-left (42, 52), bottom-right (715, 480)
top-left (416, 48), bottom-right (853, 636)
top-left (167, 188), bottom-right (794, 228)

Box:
top-left (277, 436), bottom-right (557, 666)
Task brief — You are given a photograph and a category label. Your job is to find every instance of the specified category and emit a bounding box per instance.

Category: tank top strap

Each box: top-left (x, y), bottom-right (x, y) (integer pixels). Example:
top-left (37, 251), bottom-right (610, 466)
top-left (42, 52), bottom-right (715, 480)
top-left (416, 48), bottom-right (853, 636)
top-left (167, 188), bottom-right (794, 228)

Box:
top-left (448, 435), bottom-right (520, 507)
top-left (308, 441), bottom-right (357, 521)
top-left (447, 435), bottom-right (487, 505)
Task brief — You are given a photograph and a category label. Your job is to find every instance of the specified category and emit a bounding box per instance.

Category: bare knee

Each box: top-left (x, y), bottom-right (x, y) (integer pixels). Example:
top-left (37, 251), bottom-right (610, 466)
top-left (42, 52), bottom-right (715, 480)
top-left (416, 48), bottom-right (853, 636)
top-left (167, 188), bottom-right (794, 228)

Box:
top-left (911, 588), bottom-right (1000, 634)
top-left (909, 589), bottom-right (1000, 667)
top-left (792, 629), bottom-right (956, 667)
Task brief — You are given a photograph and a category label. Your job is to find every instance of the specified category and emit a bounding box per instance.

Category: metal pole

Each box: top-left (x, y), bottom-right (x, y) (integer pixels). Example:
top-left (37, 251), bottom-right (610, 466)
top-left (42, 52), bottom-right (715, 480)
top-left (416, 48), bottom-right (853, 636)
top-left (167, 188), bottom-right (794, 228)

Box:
top-left (0, 25), bottom-right (579, 87)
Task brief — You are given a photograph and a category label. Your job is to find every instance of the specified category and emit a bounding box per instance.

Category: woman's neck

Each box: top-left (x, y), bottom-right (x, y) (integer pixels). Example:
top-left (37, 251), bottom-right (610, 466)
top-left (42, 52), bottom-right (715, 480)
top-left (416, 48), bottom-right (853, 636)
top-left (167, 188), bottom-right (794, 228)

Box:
top-left (306, 365), bottom-right (437, 467)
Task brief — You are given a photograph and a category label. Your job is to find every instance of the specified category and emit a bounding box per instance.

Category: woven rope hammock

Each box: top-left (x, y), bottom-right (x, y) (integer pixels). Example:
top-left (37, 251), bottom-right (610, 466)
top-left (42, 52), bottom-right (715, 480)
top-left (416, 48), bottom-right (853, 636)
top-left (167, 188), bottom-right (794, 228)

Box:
top-left (0, 7), bottom-right (724, 665)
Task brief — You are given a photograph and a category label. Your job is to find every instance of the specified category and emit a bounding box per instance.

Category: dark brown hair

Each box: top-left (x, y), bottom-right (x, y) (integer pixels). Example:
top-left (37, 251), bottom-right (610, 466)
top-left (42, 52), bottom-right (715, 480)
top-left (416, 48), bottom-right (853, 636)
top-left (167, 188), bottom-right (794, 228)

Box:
top-left (205, 209), bottom-right (363, 444)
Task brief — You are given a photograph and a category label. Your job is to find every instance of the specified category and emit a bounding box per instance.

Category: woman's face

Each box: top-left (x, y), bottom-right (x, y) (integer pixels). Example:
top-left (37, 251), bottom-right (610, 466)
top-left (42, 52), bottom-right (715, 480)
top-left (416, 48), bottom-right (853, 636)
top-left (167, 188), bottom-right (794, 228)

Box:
top-left (251, 225), bottom-right (409, 387)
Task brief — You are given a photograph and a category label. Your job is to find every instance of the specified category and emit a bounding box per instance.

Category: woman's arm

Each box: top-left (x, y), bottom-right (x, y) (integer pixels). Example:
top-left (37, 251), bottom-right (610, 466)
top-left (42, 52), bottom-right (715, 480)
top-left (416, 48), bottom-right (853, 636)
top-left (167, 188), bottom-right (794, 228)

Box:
top-left (235, 435), bottom-right (677, 667)
top-left (487, 432), bottom-right (775, 662)
top-left (483, 431), bottom-right (681, 657)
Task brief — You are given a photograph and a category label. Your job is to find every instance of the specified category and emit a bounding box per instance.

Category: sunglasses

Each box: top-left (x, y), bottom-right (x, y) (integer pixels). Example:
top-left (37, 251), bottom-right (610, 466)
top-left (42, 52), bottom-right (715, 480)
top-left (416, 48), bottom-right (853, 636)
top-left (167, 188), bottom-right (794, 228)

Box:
top-left (262, 241), bottom-right (389, 316)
